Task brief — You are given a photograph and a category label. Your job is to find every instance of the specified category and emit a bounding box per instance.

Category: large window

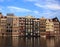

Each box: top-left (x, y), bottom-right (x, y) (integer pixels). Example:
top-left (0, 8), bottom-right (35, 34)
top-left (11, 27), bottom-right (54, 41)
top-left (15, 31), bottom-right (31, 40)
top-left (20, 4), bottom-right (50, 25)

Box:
top-left (7, 30), bottom-right (12, 32)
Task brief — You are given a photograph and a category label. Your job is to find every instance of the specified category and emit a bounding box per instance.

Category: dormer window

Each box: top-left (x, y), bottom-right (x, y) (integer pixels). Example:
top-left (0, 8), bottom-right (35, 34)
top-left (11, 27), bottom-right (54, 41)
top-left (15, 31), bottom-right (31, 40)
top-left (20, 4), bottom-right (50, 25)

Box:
top-left (55, 19), bottom-right (57, 21)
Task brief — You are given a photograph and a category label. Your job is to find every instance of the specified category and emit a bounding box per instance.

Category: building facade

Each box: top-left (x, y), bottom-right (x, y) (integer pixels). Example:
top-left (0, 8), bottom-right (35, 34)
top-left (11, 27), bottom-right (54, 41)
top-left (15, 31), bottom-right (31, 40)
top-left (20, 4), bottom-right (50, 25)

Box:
top-left (12, 16), bottom-right (19, 36)
top-left (6, 13), bottom-right (13, 36)
top-left (0, 13), bottom-right (60, 37)
top-left (46, 19), bottom-right (54, 36)
top-left (0, 13), bottom-right (7, 36)
top-left (39, 17), bottom-right (46, 36)
top-left (25, 16), bottom-right (36, 36)
top-left (33, 19), bottom-right (40, 36)
top-left (59, 21), bottom-right (60, 34)
top-left (52, 17), bottom-right (60, 36)
top-left (6, 13), bottom-right (19, 36)
top-left (19, 17), bottom-right (25, 36)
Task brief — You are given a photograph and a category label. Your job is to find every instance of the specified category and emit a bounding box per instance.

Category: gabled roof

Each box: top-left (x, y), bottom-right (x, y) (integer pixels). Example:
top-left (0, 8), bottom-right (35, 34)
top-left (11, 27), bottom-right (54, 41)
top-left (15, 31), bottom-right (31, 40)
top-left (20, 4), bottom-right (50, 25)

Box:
top-left (52, 17), bottom-right (59, 22)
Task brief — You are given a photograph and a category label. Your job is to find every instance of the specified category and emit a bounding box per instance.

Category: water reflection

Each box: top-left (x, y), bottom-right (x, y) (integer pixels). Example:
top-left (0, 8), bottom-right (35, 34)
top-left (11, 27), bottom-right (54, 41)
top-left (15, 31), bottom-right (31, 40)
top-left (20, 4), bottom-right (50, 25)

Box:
top-left (46, 38), bottom-right (55, 47)
top-left (0, 36), bottom-right (60, 47)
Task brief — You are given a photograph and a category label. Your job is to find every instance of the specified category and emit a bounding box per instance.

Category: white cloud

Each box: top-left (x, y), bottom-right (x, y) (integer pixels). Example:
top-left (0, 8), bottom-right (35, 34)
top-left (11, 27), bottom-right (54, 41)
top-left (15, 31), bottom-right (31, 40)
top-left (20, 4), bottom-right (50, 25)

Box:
top-left (0, 7), bottom-right (2, 10)
top-left (35, 3), bottom-right (60, 10)
top-left (25, 0), bottom-right (60, 10)
top-left (45, 0), bottom-right (59, 4)
top-left (33, 11), bottom-right (40, 14)
top-left (32, 0), bottom-right (60, 18)
top-left (0, 8), bottom-right (2, 10)
top-left (40, 11), bottom-right (60, 18)
top-left (1, 6), bottom-right (40, 15)
top-left (49, 11), bottom-right (60, 17)
top-left (35, 3), bottom-right (44, 8)
top-left (7, 6), bottom-right (41, 14)
top-left (7, 6), bottom-right (32, 12)
top-left (0, 6), bottom-right (3, 11)
top-left (46, 4), bottom-right (60, 10)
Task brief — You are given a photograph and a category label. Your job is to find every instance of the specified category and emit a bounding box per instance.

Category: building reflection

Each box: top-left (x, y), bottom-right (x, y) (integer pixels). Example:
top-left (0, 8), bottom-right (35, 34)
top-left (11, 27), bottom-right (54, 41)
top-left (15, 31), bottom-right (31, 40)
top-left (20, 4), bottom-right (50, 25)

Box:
top-left (0, 36), bottom-right (12, 47)
top-left (12, 37), bottom-right (19, 47)
top-left (40, 37), bottom-right (47, 47)
top-left (0, 37), bottom-right (6, 47)
top-left (54, 37), bottom-right (60, 47)
top-left (18, 37), bottom-right (26, 47)
top-left (0, 37), bottom-right (60, 47)
top-left (46, 38), bottom-right (55, 47)
top-left (12, 37), bottom-right (40, 47)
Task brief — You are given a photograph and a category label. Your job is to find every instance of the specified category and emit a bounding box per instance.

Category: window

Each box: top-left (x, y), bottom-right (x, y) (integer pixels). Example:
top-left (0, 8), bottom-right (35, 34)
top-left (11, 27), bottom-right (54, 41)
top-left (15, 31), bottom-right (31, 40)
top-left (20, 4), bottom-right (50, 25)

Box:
top-left (7, 30), bottom-right (12, 32)
top-left (7, 24), bottom-right (10, 26)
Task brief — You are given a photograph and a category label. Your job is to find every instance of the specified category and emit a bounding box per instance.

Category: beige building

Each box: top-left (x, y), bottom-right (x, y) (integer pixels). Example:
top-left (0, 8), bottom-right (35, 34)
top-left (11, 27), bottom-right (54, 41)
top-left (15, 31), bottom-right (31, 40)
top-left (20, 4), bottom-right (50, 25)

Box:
top-left (46, 19), bottom-right (54, 36)
top-left (39, 17), bottom-right (46, 36)
top-left (12, 16), bottom-right (19, 36)
top-left (6, 13), bottom-right (19, 36)
top-left (6, 14), bottom-right (13, 36)
top-left (0, 13), bottom-right (7, 36)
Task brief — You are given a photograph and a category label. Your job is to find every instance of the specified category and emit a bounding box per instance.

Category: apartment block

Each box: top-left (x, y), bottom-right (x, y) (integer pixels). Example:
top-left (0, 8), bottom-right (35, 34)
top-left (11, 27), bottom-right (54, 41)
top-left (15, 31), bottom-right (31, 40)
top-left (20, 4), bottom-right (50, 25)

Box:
top-left (12, 16), bottom-right (19, 36)
top-left (6, 13), bottom-right (19, 36)
top-left (46, 19), bottom-right (54, 36)
top-left (39, 17), bottom-right (46, 36)
top-left (33, 18), bottom-right (40, 36)
top-left (52, 17), bottom-right (60, 36)
top-left (19, 17), bottom-right (25, 36)
top-left (25, 16), bottom-right (36, 36)
top-left (59, 21), bottom-right (60, 34)
top-left (0, 13), bottom-right (7, 36)
top-left (6, 13), bottom-right (13, 36)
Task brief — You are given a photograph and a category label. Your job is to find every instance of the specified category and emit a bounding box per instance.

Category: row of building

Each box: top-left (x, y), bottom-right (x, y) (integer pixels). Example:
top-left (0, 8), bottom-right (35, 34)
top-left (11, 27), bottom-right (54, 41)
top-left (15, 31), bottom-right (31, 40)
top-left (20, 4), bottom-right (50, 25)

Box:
top-left (0, 13), bottom-right (60, 37)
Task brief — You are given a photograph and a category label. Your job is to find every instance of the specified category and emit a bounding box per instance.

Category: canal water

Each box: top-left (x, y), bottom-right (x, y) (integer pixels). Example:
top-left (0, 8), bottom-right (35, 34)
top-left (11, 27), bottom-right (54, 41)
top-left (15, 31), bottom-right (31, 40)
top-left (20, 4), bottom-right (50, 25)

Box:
top-left (0, 36), bottom-right (60, 47)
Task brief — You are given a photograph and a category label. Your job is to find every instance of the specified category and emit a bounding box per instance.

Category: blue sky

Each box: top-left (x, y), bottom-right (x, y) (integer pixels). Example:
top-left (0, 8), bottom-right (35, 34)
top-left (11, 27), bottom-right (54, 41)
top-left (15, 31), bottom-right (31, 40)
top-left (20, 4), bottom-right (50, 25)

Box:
top-left (0, 0), bottom-right (60, 19)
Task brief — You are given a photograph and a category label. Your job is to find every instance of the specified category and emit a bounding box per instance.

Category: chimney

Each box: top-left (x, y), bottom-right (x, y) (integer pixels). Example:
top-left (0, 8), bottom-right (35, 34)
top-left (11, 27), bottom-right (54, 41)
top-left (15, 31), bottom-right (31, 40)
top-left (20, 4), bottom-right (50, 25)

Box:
top-left (7, 13), bottom-right (14, 16)
top-left (0, 12), bottom-right (3, 17)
